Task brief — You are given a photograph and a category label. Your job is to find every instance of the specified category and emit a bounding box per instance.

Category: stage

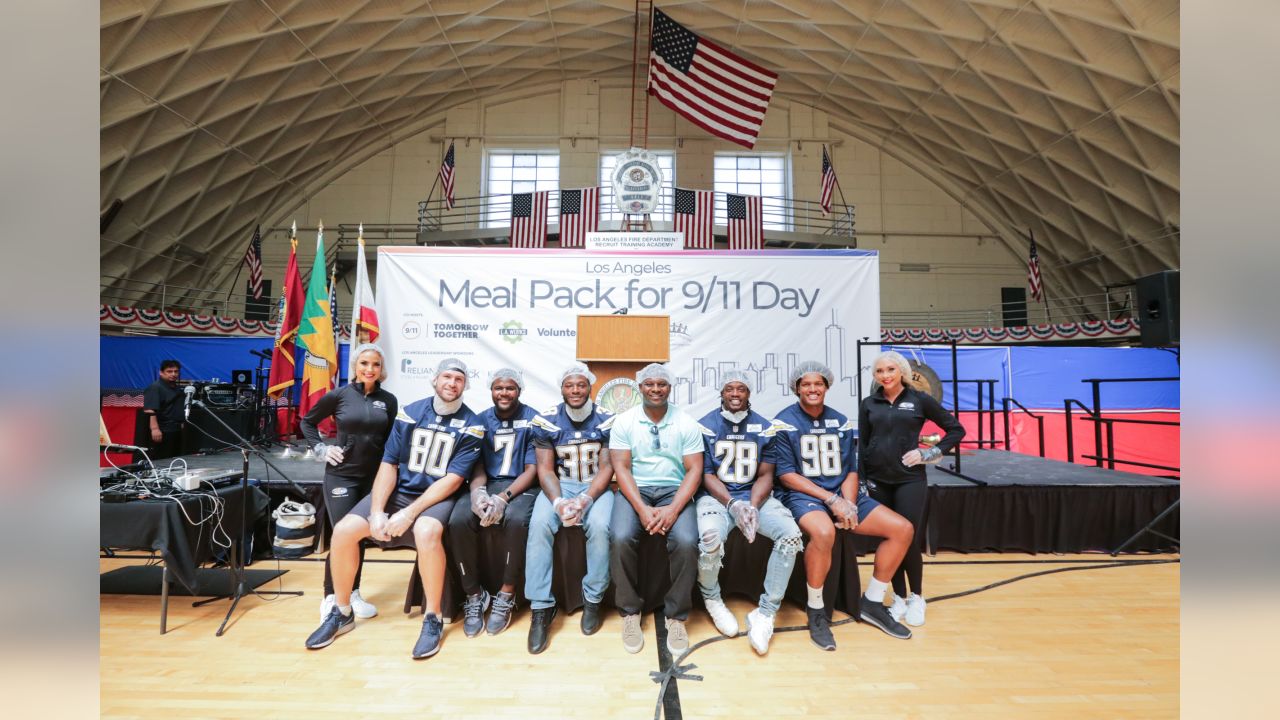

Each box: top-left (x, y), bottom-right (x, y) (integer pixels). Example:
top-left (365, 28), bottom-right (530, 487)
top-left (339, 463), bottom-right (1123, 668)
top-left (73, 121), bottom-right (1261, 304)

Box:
top-left (922, 450), bottom-right (1179, 554)
top-left (171, 445), bottom-right (1179, 556)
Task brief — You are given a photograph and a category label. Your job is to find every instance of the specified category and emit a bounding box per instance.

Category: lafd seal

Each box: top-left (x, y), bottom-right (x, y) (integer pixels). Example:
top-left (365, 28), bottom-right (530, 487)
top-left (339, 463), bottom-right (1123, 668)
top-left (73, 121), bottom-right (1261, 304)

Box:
top-left (611, 147), bottom-right (663, 215)
top-left (596, 377), bottom-right (643, 415)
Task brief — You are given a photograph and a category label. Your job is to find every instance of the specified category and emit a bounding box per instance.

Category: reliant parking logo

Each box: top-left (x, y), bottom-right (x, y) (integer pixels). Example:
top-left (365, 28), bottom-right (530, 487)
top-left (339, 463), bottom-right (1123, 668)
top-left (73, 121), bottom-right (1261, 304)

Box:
top-left (499, 319), bottom-right (527, 344)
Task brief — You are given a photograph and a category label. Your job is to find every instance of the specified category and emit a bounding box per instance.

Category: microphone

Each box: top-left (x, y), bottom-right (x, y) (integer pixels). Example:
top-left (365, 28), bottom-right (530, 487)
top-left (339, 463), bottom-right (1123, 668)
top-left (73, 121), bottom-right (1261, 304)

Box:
top-left (184, 384), bottom-right (196, 419)
top-left (103, 442), bottom-right (146, 452)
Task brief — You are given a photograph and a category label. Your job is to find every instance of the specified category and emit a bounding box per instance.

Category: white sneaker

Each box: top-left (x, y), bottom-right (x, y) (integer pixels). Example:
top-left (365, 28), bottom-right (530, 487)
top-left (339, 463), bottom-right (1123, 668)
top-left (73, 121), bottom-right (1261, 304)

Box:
top-left (319, 593), bottom-right (336, 621)
top-left (704, 597), bottom-right (739, 637)
top-left (905, 593), bottom-right (925, 627)
top-left (745, 608), bottom-right (774, 656)
top-left (888, 594), bottom-right (907, 623)
top-left (350, 589), bottom-right (378, 619)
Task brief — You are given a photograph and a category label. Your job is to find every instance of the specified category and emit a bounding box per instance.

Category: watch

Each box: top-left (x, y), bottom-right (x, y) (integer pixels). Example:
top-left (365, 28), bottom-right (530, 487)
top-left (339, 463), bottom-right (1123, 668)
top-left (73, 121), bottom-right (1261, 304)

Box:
top-left (502, 489), bottom-right (513, 501)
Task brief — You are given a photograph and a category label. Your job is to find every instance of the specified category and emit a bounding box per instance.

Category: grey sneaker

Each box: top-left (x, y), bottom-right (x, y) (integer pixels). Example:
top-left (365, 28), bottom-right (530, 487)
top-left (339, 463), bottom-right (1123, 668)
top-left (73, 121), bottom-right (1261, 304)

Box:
top-left (461, 589), bottom-right (490, 638)
top-left (486, 591), bottom-right (517, 635)
top-left (305, 607), bottom-right (354, 650)
top-left (621, 613), bottom-right (644, 654)
top-left (664, 618), bottom-right (689, 656)
top-left (859, 596), bottom-right (912, 639)
top-left (412, 613), bottom-right (444, 659)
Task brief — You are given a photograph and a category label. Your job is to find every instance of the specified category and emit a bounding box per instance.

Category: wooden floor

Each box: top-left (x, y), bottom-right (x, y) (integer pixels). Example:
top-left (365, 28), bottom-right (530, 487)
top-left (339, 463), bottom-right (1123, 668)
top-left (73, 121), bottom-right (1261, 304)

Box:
top-left (100, 551), bottom-right (1179, 719)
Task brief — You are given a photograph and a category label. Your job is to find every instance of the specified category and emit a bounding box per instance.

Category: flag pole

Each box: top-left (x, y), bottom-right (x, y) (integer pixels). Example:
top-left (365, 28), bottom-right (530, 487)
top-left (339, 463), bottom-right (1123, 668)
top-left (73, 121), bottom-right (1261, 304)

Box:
top-left (223, 225), bottom-right (252, 307)
top-left (1034, 228), bottom-right (1053, 323)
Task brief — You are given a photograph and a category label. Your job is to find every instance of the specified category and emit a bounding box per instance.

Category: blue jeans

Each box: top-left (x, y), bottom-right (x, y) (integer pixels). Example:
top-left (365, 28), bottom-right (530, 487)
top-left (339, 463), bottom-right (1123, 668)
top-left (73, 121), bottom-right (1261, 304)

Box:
top-left (695, 495), bottom-right (803, 617)
top-left (524, 481), bottom-right (615, 610)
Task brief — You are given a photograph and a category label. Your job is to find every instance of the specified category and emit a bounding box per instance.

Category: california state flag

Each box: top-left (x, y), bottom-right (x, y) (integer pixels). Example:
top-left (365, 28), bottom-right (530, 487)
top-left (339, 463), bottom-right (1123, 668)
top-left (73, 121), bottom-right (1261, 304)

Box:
top-left (349, 225), bottom-right (380, 378)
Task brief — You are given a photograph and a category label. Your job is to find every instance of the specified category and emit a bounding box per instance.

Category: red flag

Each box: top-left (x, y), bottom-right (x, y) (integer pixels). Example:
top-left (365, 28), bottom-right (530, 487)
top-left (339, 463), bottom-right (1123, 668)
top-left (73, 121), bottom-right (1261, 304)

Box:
top-left (510, 191), bottom-right (549, 248)
top-left (726, 193), bottom-right (763, 250)
top-left (820, 146), bottom-right (836, 216)
top-left (674, 188), bottom-right (713, 249)
top-left (647, 9), bottom-right (777, 149)
top-left (558, 188), bottom-right (599, 248)
top-left (267, 236), bottom-right (305, 398)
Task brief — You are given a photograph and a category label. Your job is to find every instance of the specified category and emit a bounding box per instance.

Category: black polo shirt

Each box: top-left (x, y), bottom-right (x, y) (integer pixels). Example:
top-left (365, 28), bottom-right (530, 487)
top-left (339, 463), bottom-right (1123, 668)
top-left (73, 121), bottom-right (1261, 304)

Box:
top-left (857, 384), bottom-right (965, 484)
top-left (142, 379), bottom-right (185, 432)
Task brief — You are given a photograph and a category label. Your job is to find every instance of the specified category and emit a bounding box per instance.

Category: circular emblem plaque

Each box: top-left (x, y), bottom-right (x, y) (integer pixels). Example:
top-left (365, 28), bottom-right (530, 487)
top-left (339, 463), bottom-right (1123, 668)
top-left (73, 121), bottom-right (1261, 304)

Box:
top-left (596, 377), bottom-right (643, 415)
top-left (611, 147), bottom-right (663, 215)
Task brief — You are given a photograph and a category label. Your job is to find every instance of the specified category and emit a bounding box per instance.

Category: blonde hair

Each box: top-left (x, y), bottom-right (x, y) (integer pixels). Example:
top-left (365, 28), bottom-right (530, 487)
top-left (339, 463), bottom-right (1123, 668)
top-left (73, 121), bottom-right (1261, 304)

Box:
top-left (872, 351), bottom-right (915, 389)
top-left (352, 343), bottom-right (389, 383)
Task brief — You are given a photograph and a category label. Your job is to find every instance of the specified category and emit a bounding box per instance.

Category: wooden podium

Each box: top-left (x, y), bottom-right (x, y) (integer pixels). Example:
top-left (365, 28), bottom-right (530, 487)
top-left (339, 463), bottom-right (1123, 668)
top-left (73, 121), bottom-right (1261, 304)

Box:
top-left (575, 314), bottom-right (669, 402)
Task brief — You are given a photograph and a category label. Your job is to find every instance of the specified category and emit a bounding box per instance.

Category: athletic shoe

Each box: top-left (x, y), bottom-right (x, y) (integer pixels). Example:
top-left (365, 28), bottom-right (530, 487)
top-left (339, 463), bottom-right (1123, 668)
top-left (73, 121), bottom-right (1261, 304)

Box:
top-left (461, 589), bottom-right (490, 638)
top-left (703, 597), bottom-right (739, 637)
top-left (745, 608), bottom-right (774, 656)
top-left (621, 613), bottom-right (644, 654)
top-left (350, 589), bottom-right (378, 619)
top-left (580, 600), bottom-right (602, 636)
top-left (905, 593), bottom-right (926, 627)
top-left (486, 591), bottom-right (517, 635)
top-left (665, 618), bottom-right (689, 656)
top-left (859, 596), bottom-right (913, 639)
top-left (806, 607), bottom-right (836, 651)
top-left (305, 607), bottom-right (354, 650)
top-left (319, 593), bottom-right (336, 621)
top-left (888, 594), bottom-right (907, 623)
top-left (412, 614), bottom-right (444, 659)
top-left (528, 607), bottom-right (557, 654)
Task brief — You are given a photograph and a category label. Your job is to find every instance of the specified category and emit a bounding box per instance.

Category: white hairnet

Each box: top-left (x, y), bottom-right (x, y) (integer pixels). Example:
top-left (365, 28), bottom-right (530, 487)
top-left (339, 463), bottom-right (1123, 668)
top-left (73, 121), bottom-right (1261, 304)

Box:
top-left (489, 367), bottom-right (525, 390)
top-left (350, 343), bottom-right (388, 382)
top-left (435, 357), bottom-right (470, 389)
top-left (636, 363), bottom-right (674, 384)
top-left (789, 360), bottom-right (833, 389)
top-left (719, 369), bottom-right (754, 394)
top-left (560, 363), bottom-right (597, 386)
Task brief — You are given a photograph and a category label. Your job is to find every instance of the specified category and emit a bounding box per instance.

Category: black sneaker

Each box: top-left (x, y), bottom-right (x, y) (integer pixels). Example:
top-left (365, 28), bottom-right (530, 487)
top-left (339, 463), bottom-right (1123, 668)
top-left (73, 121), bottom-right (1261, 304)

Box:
top-left (527, 606), bottom-right (557, 654)
top-left (859, 596), bottom-right (913, 640)
top-left (305, 607), bottom-right (355, 650)
top-left (580, 600), bottom-right (602, 636)
top-left (486, 591), bottom-right (517, 635)
top-left (461, 589), bottom-right (490, 638)
top-left (412, 613), bottom-right (444, 659)
top-left (806, 606), bottom-right (836, 651)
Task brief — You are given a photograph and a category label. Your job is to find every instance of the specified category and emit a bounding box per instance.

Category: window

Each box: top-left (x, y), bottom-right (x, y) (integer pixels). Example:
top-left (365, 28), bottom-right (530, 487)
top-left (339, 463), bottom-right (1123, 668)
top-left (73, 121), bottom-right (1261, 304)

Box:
top-left (713, 154), bottom-right (789, 230)
top-left (486, 152), bottom-right (560, 228)
top-left (599, 151), bottom-right (676, 225)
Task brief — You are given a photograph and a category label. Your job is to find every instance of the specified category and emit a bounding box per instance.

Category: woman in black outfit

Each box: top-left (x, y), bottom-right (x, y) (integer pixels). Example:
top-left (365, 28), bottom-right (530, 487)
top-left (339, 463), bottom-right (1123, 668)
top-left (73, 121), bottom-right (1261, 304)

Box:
top-left (301, 343), bottom-right (398, 620)
top-left (858, 350), bottom-right (964, 627)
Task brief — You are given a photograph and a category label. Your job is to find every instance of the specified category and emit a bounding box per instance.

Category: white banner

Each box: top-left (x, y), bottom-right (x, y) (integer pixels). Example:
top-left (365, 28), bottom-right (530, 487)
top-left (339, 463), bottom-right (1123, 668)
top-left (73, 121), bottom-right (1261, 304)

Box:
top-left (377, 248), bottom-right (879, 421)
top-left (585, 232), bottom-right (684, 252)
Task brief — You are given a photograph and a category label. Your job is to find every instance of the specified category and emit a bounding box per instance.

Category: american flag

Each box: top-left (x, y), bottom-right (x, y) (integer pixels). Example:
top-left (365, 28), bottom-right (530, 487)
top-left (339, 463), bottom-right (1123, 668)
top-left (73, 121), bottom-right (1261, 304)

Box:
top-left (674, 188), bottom-right (714, 249)
top-left (820, 146), bottom-right (837, 216)
top-left (647, 9), bottom-right (778, 150)
top-left (558, 187), bottom-right (599, 248)
top-left (510, 191), bottom-right (549, 248)
top-left (726, 194), bottom-right (763, 250)
top-left (1027, 233), bottom-right (1044, 301)
top-left (328, 270), bottom-right (340, 342)
top-left (243, 224), bottom-right (264, 300)
top-left (438, 141), bottom-right (456, 210)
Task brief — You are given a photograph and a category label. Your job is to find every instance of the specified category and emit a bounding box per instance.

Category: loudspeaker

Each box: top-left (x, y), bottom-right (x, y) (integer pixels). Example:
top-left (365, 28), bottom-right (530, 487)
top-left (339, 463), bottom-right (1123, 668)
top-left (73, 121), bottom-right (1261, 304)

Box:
top-left (245, 279), bottom-right (273, 321)
top-left (1001, 286), bottom-right (1028, 327)
top-left (185, 408), bottom-right (255, 453)
top-left (1136, 270), bottom-right (1179, 347)
top-left (231, 369), bottom-right (252, 385)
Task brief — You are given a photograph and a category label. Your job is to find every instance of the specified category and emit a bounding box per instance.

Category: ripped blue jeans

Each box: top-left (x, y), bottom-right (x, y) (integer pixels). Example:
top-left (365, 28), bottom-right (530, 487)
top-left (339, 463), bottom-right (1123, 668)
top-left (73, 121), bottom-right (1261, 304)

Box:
top-left (695, 494), bottom-right (803, 617)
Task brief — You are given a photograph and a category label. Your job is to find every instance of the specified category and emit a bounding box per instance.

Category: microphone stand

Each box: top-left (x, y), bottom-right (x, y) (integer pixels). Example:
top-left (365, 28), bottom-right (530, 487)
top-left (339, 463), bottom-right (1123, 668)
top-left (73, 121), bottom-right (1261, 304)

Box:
top-left (186, 400), bottom-right (304, 636)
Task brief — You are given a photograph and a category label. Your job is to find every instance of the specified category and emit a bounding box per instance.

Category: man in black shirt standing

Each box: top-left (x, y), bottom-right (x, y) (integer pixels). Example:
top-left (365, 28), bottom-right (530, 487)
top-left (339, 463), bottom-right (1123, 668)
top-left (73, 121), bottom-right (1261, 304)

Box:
top-left (141, 359), bottom-right (185, 460)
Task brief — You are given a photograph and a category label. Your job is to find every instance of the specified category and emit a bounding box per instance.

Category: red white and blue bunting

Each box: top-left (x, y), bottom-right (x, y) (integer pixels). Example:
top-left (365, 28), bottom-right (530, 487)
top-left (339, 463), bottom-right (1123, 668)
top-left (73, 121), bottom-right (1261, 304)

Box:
top-left (102, 303), bottom-right (1135, 345)
top-left (100, 304), bottom-right (350, 339)
top-left (881, 318), bottom-right (1139, 344)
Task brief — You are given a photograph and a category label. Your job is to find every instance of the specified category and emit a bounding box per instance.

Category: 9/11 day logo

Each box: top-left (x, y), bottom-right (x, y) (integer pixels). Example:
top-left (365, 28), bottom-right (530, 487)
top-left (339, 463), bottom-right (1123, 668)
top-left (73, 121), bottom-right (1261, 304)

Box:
top-left (401, 321), bottom-right (421, 340)
top-left (499, 319), bottom-right (527, 344)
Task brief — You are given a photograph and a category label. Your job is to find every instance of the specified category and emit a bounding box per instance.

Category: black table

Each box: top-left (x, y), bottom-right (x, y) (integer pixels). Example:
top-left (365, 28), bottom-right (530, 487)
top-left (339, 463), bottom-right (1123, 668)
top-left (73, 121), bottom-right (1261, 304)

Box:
top-left (100, 482), bottom-right (268, 633)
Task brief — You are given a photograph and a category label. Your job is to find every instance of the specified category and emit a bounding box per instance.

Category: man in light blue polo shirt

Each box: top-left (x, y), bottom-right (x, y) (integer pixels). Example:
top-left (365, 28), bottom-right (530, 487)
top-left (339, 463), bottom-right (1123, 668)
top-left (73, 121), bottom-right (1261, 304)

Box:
top-left (609, 363), bottom-right (704, 656)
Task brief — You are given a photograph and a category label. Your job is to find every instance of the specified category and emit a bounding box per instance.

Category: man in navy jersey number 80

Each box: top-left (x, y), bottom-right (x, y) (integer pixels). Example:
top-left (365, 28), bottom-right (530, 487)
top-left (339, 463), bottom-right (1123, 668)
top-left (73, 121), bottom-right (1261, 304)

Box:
top-left (305, 357), bottom-right (483, 660)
